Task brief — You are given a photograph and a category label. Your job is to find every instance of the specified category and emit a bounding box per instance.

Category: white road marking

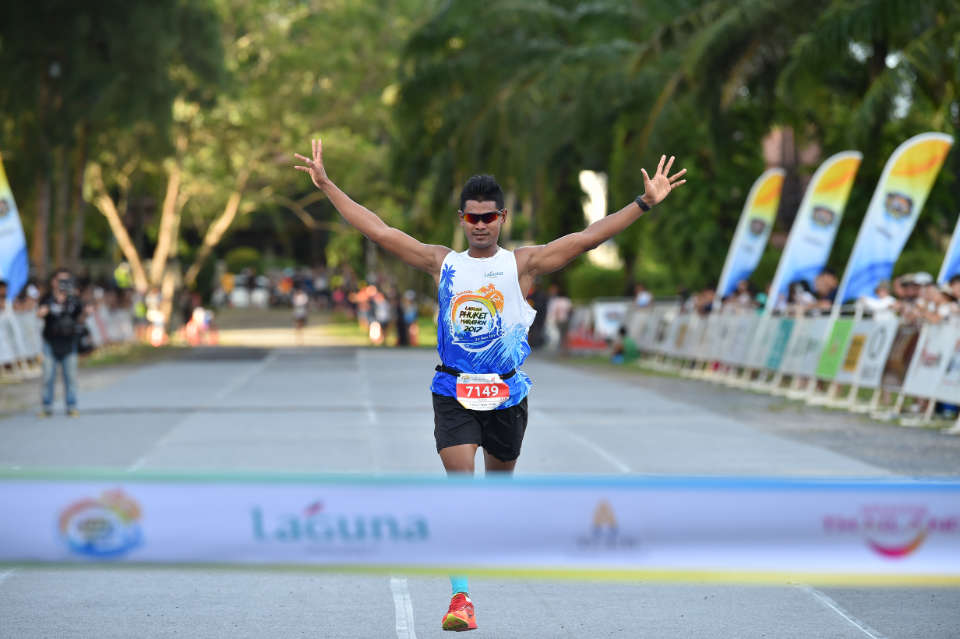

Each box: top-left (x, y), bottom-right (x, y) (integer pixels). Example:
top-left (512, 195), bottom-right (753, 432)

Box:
top-left (390, 577), bottom-right (418, 639)
top-left (356, 351), bottom-right (379, 425)
top-left (128, 351), bottom-right (278, 472)
top-left (799, 585), bottom-right (888, 639)
top-left (212, 351), bottom-right (278, 401)
top-left (535, 410), bottom-right (631, 473)
top-left (355, 350), bottom-right (383, 470)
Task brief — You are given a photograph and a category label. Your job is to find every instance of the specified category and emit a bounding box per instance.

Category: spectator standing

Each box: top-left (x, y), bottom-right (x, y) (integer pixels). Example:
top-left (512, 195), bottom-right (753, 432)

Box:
top-left (860, 281), bottom-right (899, 320)
top-left (811, 269), bottom-right (838, 313)
top-left (545, 283), bottom-right (572, 352)
top-left (393, 290), bottom-right (410, 347)
top-left (402, 290), bottom-right (420, 346)
top-left (633, 282), bottom-right (652, 308)
top-left (948, 274), bottom-right (960, 302)
top-left (292, 287), bottom-right (309, 345)
top-left (37, 268), bottom-right (87, 417)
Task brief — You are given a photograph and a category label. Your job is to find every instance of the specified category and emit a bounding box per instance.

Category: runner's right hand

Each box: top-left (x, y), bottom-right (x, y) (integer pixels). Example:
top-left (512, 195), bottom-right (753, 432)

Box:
top-left (294, 138), bottom-right (329, 190)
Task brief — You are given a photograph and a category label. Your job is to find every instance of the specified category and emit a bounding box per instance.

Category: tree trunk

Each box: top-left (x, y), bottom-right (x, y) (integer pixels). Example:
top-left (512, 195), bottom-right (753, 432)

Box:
top-left (159, 268), bottom-right (177, 330)
top-left (31, 169), bottom-right (51, 280)
top-left (184, 187), bottom-right (245, 288)
top-left (150, 163), bottom-right (182, 287)
top-left (69, 126), bottom-right (88, 269)
top-left (88, 163), bottom-right (149, 292)
top-left (53, 146), bottom-right (69, 268)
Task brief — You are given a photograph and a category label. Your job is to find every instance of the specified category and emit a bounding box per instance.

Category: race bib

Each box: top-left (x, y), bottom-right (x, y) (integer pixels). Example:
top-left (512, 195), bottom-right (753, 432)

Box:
top-left (455, 373), bottom-right (510, 411)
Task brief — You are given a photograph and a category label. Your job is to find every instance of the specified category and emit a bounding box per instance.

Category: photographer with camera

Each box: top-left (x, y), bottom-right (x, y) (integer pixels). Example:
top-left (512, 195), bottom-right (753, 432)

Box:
top-left (37, 268), bottom-right (87, 417)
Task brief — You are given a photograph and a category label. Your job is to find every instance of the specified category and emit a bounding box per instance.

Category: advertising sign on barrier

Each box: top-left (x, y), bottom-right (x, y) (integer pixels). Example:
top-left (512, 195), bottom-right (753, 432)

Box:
top-left (815, 319), bottom-right (855, 381)
top-left (670, 317), bottom-right (691, 358)
top-left (744, 316), bottom-right (775, 369)
top-left (834, 319), bottom-right (873, 386)
top-left (717, 315), bottom-right (741, 362)
top-left (16, 313), bottom-right (40, 358)
top-left (933, 333), bottom-right (960, 403)
top-left (764, 318), bottom-right (795, 371)
top-left (636, 309), bottom-right (660, 352)
top-left (0, 318), bottom-right (14, 365)
top-left (902, 324), bottom-right (953, 399)
top-left (724, 315), bottom-right (759, 367)
top-left (677, 315), bottom-right (703, 360)
top-left (696, 314), bottom-right (719, 361)
top-left (854, 319), bottom-right (900, 389)
top-left (881, 325), bottom-right (920, 391)
top-left (780, 317), bottom-right (831, 377)
top-left (591, 300), bottom-right (630, 340)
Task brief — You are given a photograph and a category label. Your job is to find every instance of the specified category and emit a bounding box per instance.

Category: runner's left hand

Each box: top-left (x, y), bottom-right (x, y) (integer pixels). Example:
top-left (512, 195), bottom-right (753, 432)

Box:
top-left (640, 155), bottom-right (686, 207)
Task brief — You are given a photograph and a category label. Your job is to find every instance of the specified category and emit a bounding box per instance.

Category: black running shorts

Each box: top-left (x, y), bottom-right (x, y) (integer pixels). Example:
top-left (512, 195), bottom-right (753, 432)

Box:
top-left (432, 393), bottom-right (528, 462)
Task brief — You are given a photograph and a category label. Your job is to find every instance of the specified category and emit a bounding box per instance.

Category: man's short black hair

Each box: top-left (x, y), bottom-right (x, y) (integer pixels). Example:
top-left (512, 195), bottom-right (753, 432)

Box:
top-left (459, 175), bottom-right (504, 210)
top-left (950, 274), bottom-right (960, 286)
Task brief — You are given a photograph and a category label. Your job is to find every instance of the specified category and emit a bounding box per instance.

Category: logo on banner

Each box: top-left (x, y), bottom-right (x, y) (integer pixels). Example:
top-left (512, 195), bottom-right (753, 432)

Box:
top-left (449, 284), bottom-right (504, 351)
top-left (0, 198), bottom-right (10, 220)
top-left (823, 505), bottom-right (959, 559)
top-left (59, 489), bottom-right (143, 558)
top-left (918, 337), bottom-right (943, 368)
top-left (843, 335), bottom-right (866, 372)
top-left (748, 218), bottom-right (767, 236)
top-left (942, 340), bottom-right (960, 384)
top-left (576, 500), bottom-right (639, 550)
top-left (252, 500), bottom-right (429, 548)
top-left (811, 205), bottom-right (836, 228)
top-left (883, 191), bottom-right (913, 222)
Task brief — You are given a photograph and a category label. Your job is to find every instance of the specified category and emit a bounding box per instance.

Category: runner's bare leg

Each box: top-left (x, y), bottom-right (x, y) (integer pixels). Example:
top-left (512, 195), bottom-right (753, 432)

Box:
top-left (439, 444), bottom-right (479, 473)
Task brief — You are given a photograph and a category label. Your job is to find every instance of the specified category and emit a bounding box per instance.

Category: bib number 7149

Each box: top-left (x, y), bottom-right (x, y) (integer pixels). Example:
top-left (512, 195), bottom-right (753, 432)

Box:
top-left (455, 373), bottom-right (510, 411)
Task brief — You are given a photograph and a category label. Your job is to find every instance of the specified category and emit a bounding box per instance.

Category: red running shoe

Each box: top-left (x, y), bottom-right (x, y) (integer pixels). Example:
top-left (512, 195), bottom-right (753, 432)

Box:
top-left (442, 592), bottom-right (477, 631)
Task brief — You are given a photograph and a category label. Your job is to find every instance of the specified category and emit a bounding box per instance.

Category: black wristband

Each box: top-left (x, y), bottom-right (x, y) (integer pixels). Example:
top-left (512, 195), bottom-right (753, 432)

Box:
top-left (635, 195), bottom-right (651, 212)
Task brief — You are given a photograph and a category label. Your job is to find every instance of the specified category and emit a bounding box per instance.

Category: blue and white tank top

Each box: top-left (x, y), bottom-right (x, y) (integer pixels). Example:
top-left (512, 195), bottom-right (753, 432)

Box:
top-left (431, 247), bottom-right (536, 408)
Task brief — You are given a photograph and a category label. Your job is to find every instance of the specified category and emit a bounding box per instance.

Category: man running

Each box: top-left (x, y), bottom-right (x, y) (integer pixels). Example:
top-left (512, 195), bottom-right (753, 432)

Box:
top-left (295, 138), bottom-right (685, 631)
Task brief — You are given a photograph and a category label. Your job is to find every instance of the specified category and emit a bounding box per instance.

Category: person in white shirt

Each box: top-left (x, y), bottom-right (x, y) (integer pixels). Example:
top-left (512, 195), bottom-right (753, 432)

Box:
top-left (860, 280), bottom-right (899, 320)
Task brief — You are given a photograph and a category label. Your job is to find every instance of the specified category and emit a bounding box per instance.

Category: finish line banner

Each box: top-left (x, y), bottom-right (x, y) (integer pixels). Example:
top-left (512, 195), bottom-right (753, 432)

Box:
top-left (1, 470), bottom-right (959, 586)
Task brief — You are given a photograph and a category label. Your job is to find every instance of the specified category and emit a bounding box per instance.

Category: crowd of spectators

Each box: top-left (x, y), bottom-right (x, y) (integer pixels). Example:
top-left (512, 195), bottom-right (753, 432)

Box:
top-left (666, 269), bottom-right (960, 325)
top-left (207, 264), bottom-right (429, 346)
top-left (2, 272), bottom-right (134, 320)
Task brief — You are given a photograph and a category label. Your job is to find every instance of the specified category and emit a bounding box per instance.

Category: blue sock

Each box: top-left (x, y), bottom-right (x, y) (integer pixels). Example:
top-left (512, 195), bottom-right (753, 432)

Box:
top-left (450, 575), bottom-right (469, 595)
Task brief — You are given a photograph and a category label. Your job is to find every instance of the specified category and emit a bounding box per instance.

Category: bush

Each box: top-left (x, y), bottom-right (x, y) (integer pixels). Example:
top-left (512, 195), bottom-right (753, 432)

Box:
top-left (564, 261), bottom-right (627, 301)
top-left (224, 247), bottom-right (261, 274)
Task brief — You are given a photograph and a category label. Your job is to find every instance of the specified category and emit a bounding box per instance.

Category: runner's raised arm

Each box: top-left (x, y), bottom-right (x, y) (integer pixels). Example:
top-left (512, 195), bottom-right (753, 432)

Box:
top-left (295, 138), bottom-right (450, 280)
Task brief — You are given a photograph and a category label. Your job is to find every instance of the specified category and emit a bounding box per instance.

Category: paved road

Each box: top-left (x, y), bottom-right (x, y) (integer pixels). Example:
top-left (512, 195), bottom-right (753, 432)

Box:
top-left (1, 346), bottom-right (958, 638)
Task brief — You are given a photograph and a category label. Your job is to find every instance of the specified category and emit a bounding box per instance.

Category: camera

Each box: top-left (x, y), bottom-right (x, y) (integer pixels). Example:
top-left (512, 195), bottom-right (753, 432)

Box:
top-left (56, 277), bottom-right (75, 295)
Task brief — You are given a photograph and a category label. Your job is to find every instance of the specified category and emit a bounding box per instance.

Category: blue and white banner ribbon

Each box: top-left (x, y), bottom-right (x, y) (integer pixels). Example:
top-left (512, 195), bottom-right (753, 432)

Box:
top-left (1, 470), bottom-right (958, 586)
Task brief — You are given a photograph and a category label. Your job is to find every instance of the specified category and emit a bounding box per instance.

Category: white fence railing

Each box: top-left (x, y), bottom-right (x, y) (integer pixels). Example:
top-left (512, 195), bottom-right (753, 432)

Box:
top-left (568, 300), bottom-right (960, 431)
top-left (0, 307), bottom-right (136, 378)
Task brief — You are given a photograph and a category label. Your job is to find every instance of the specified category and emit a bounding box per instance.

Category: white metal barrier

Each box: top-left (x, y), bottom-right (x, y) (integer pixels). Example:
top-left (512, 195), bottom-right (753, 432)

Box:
top-left (568, 300), bottom-right (960, 431)
top-left (0, 307), bottom-right (136, 379)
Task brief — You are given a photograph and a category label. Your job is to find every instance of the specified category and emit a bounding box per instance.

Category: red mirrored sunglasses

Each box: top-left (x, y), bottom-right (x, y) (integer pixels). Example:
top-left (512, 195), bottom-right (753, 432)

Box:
top-left (459, 209), bottom-right (504, 224)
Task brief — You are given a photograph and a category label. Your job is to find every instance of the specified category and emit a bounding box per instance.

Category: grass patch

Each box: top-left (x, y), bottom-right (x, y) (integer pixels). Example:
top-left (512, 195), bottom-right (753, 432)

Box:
top-left (321, 316), bottom-right (438, 348)
top-left (80, 342), bottom-right (189, 368)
